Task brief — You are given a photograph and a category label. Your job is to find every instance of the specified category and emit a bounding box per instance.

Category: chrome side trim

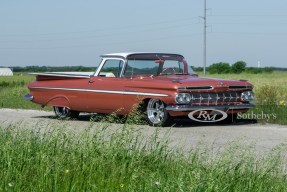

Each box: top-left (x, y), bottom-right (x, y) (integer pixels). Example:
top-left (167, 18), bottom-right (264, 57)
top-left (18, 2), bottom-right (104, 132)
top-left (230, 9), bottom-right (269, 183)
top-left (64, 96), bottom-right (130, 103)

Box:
top-left (29, 73), bottom-right (92, 78)
top-left (29, 86), bottom-right (169, 97)
top-left (23, 93), bottom-right (33, 101)
top-left (166, 103), bottom-right (255, 111)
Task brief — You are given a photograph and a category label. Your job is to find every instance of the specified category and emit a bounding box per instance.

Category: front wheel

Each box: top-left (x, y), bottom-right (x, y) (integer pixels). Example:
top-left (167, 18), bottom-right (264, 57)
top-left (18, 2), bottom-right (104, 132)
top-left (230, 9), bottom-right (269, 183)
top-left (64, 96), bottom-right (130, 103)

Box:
top-left (53, 106), bottom-right (80, 119)
top-left (146, 99), bottom-right (172, 126)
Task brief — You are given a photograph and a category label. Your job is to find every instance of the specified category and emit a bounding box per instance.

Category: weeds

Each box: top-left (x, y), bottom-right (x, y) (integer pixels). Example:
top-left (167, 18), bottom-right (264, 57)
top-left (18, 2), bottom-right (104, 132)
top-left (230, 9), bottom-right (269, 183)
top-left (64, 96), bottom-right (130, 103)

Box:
top-left (0, 123), bottom-right (286, 191)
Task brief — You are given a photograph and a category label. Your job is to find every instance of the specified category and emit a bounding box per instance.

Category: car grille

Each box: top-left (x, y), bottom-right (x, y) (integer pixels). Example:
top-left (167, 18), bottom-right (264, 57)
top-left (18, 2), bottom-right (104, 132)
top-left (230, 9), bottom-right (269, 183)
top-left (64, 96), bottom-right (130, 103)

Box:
top-left (190, 92), bottom-right (241, 105)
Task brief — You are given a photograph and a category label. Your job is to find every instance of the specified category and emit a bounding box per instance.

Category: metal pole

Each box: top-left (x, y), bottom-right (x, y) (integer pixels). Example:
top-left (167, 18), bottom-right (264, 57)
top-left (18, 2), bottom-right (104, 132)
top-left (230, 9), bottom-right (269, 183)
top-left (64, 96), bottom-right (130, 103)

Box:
top-left (203, 0), bottom-right (207, 75)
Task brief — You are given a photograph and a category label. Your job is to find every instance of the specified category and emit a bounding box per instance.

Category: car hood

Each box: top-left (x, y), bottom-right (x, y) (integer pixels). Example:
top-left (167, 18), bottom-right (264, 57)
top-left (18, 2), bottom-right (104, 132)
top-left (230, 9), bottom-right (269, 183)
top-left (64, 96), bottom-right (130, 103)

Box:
top-left (160, 75), bottom-right (251, 87)
top-left (127, 75), bottom-right (253, 91)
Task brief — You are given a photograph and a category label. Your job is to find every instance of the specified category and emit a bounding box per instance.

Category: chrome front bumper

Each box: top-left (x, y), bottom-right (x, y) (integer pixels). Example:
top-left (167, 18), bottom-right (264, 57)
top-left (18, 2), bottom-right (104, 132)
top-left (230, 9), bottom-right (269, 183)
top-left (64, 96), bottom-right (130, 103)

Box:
top-left (23, 93), bottom-right (33, 101)
top-left (166, 103), bottom-right (255, 111)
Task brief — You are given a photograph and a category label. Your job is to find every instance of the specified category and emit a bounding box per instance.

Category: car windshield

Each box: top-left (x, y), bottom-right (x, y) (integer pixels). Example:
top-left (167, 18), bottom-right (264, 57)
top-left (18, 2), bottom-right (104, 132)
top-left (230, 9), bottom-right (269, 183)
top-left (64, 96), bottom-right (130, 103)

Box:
top-left (124, 54), bottom-right (195, 77)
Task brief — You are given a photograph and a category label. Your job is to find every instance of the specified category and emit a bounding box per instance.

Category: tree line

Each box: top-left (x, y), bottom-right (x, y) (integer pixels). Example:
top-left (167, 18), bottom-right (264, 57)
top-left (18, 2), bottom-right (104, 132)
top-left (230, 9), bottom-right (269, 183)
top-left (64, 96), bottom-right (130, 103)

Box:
top-left (192, 61), bottom-right (278, 74)
top-left (9, 66), bottom-right (95, 73)
top-left (3, 62), bottom-right (286, 74)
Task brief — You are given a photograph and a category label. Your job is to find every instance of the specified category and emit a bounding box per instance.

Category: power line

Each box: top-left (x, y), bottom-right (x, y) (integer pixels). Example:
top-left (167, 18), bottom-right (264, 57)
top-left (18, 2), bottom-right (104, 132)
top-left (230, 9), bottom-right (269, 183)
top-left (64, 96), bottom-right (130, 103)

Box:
top-left (210, 14), bottom-right (287, 17)
top-left (201, 0), bottom-right (207, 75)
top-left (0, 22), bottom-right (201, 43)
top-left (0, 17), bottom-right (199, 37)
top-left (210, 31), bottom-right (287, 35)
top-left (211, 22), bottom-right (287, 25)
top-left (0, 33), bottom-right (202, 50)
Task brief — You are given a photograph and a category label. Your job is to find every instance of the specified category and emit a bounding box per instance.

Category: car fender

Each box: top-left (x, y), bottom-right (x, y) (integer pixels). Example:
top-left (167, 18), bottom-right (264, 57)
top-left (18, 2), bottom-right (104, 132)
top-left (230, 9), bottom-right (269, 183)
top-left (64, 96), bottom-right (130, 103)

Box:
top-left (45, 96), bottom-right (71, 108)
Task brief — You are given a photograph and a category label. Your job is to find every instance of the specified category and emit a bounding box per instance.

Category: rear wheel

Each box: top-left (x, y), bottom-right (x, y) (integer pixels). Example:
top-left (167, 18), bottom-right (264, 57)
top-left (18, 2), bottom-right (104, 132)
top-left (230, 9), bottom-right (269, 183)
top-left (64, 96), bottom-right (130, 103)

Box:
top-left (53, 106), bottom-right (80, 119)
top-left (146, 99), bottom-right (172, 126)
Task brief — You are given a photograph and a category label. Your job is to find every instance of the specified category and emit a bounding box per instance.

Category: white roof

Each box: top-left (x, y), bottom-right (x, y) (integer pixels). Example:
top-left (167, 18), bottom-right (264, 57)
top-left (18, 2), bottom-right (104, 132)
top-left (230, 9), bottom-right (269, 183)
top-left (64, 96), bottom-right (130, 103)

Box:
top-left (101, 52), bottom-right (182, 58)
top-left (101, 52), bottom-right (136, 58)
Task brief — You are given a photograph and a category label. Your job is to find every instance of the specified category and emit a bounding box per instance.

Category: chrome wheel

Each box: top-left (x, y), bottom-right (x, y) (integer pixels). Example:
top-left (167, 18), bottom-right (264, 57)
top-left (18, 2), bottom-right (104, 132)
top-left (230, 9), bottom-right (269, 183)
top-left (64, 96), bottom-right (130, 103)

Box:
top-left (146, 99), bottom-right (170, 126)
top-left (53, 106), bottom-right (79, 119)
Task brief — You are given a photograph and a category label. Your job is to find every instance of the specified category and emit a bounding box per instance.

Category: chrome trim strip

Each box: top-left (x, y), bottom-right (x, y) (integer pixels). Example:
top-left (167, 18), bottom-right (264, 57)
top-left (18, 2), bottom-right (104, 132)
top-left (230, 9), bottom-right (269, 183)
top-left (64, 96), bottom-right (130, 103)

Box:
top-left (23, 93), bottom-right (33, 101)
top-left (30, 86), bottom-right (169, 97)
top-left (178, 86), bottom-right (214, 91)
top-left (166, 103), bottom-right (255, 111)
top-left (29, 73), bottom-right (91, 79)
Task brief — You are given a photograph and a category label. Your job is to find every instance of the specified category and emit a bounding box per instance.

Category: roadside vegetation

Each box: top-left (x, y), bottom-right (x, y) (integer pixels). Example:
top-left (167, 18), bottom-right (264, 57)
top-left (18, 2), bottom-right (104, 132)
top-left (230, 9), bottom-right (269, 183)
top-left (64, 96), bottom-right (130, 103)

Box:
top-left (0, 122), bottom-right (287, 191)
top-left (0, 74), bottom-right (44, 110)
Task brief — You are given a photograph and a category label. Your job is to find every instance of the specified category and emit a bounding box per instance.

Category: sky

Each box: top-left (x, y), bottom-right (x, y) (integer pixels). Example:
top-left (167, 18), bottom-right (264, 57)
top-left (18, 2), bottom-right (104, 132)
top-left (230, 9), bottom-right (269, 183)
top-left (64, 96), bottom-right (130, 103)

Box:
top-left (1, 0), bottom-right (287, 68)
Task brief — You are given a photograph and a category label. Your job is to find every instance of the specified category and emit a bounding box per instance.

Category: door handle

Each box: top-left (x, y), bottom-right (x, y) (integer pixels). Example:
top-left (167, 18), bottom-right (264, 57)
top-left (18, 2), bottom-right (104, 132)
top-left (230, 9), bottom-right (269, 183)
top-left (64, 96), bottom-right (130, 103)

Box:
top-left (88, 80), bottom-right (95, 84)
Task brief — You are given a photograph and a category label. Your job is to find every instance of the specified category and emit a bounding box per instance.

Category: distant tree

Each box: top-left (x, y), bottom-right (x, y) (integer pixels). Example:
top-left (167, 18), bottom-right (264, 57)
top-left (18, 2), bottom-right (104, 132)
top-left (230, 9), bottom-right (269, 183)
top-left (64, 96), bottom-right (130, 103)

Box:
top-left (208, 62), bottom-right (230, 74)
top-left (192, 66), bottom-right (203, 72)
top-left (245, 67), bottom-right (262, 74)
top-left (262, 67), bottom-right (273, 73)
top-left (231, 61), bottom-right (246, 73)
top-left (9, 66), bottom-right (96, 73)
top-left (246, 67), bottom-right (273, 74)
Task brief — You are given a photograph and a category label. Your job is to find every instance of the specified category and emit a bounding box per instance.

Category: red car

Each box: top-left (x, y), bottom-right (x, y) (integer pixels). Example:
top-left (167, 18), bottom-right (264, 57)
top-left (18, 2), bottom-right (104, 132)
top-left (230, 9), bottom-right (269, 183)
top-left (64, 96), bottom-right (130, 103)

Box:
top-left (24, 52), bottom-right (255, 126)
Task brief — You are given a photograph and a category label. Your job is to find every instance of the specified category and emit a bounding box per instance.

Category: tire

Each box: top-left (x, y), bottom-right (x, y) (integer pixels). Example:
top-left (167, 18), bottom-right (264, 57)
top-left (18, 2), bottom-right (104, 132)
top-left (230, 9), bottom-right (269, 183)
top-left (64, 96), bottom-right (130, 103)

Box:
top-left (53, 106), bottom-right (80, 119)
top-left (146, 99), bottom-right (172, 126)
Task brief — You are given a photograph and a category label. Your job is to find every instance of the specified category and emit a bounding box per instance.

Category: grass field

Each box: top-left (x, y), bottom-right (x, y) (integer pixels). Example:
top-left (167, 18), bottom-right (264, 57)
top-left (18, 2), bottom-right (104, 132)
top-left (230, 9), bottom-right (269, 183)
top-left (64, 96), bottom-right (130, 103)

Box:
top-left (0, 71), bottom-right (286, 124)
top-left (0, 74), bottom-right (46, 110)
top-left (0, 123), bottom-right (287, 191)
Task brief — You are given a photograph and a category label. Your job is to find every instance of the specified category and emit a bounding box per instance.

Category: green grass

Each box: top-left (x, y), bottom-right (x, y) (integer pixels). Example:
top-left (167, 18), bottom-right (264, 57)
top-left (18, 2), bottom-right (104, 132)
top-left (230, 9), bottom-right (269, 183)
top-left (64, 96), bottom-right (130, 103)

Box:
top-left (0, 74), bottom-right (42, 109)
top-left (0, 123), bottom-right (287, 191)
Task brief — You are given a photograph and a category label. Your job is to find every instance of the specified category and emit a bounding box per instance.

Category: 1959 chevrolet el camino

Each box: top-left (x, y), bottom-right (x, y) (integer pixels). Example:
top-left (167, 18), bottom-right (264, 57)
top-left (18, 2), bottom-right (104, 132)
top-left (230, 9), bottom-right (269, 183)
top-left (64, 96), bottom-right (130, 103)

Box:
top-left (24, 52), bottom-right (255, 126)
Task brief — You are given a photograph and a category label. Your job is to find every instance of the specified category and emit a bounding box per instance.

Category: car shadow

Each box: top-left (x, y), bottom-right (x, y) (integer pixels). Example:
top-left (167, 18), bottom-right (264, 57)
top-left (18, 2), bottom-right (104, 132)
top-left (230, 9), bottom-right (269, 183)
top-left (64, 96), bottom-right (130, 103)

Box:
top-left (32, 113), bottom-right (257, 128)
top-left (172, 118), bottom-right (258, 128)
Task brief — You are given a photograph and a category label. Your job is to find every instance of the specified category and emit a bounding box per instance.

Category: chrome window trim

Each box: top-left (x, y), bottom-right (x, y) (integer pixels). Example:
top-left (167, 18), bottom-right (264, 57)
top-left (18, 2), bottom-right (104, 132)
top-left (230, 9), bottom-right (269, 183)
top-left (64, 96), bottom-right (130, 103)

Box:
top-left (94, 57), bottom-right (126, 78)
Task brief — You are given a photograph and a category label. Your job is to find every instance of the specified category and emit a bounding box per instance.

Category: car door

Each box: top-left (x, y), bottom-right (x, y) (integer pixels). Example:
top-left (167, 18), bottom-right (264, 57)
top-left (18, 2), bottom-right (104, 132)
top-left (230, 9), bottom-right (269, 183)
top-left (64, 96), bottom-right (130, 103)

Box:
top-left (85, 58), bottom-right (126, 114)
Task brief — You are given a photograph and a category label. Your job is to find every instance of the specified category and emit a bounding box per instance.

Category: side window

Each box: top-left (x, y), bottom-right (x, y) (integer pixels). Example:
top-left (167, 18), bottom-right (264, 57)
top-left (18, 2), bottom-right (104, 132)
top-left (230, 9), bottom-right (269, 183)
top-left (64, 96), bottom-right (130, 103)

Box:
top-left (99, 59), bottom-right (124, 78)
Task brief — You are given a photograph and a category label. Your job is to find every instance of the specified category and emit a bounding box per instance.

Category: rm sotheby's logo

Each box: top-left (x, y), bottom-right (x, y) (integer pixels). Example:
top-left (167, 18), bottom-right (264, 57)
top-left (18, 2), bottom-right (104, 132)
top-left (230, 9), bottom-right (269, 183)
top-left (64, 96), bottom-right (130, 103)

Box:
top-left (188, 109), bottom-right (228, 122)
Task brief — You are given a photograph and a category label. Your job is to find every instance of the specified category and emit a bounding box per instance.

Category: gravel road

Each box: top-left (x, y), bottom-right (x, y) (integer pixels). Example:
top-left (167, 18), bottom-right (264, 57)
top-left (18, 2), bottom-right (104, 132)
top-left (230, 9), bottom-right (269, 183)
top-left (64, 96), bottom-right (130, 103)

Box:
top-left (1, 108), bottom-right (287, 155)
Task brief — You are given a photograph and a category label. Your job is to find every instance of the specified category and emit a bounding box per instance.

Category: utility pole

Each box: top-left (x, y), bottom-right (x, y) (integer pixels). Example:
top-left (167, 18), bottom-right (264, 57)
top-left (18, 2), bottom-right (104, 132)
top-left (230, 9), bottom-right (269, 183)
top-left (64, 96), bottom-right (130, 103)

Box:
top-left (203, 0), bottom-right (207, 75)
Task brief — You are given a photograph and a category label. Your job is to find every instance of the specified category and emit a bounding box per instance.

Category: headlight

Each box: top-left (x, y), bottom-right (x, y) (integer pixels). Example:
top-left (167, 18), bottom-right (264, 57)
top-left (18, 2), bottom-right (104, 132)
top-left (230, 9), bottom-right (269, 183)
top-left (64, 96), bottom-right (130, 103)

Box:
top-left (241, 91), bottom-right (255, 103)
top-left (175, 93), bottom-right (191, 104)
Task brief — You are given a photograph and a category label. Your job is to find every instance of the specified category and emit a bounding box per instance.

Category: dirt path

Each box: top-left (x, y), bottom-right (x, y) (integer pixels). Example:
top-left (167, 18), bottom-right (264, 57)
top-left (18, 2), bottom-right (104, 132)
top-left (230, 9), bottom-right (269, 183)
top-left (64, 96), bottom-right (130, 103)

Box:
top-left (1, 108), bottom-right (287, 155)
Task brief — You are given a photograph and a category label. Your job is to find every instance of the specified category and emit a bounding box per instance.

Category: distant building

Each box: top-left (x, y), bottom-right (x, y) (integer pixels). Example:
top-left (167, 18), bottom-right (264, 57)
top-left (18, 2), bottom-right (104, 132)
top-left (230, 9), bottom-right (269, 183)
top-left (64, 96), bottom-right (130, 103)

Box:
top-left (0, 68), bottom-right (13, 76)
